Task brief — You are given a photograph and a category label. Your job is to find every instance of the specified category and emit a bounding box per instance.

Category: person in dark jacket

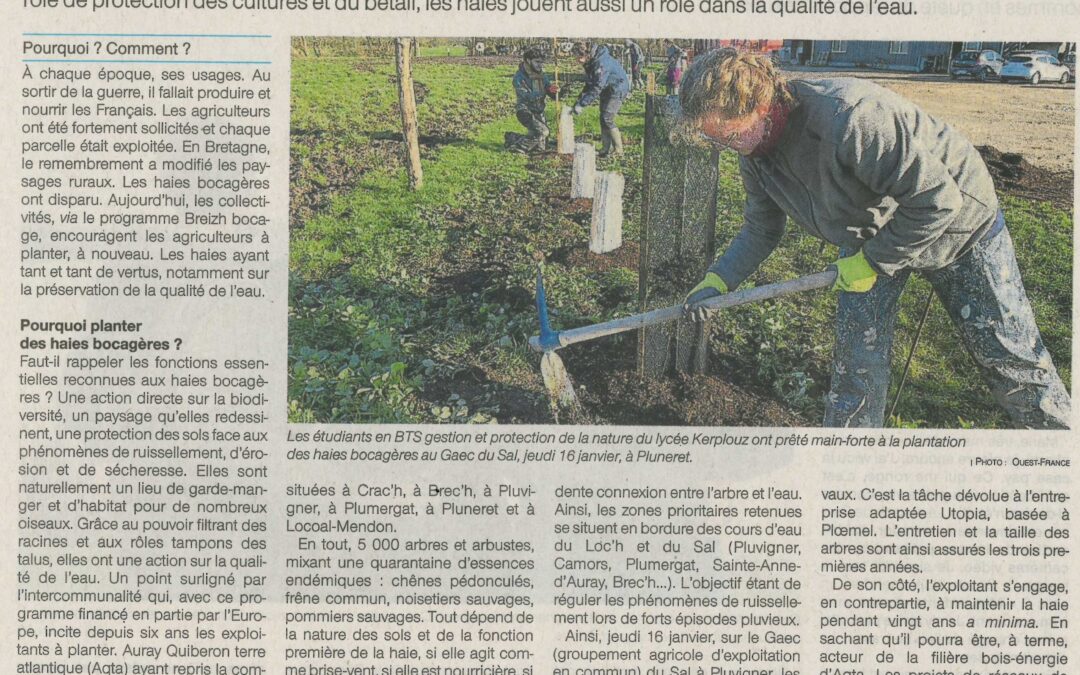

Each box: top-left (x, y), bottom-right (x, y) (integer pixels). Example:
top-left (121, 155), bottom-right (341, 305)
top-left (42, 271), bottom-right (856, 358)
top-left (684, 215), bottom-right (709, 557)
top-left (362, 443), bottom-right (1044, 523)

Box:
top-left (570, 42), bottom-right (631, 157)
top-left (625, 39), bottom-right (645, 89)
top-left (509, 47), bottom-right (559, 154)
top-left (677, 48), bottom-right (1070, 429)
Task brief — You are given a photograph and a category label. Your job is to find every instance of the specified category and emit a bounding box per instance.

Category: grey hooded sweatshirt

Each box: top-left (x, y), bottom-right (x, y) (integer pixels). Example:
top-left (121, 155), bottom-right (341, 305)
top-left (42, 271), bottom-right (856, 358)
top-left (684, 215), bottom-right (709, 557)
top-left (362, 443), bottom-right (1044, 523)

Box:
top-left (709, 78), bottom-right (999, 287)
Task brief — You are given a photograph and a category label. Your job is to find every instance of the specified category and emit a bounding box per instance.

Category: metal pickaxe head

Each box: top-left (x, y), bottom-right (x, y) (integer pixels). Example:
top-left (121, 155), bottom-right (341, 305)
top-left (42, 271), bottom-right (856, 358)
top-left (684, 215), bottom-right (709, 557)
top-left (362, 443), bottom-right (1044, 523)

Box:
top-left (531, 265), bottom-right (578, 412)
top-left (532, 265), bottom-right (563, 352)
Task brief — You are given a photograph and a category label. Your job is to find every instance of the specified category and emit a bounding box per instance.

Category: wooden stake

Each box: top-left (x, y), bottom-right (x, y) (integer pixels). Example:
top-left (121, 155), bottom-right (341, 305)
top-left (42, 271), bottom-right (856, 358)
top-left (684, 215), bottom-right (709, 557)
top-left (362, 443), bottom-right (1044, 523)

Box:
top-left (552, 37), bottom-right (559, 103)
top-left (646, 71), bottom-right (656, 94)
top-left (395, 37), bottom-right (423, 191)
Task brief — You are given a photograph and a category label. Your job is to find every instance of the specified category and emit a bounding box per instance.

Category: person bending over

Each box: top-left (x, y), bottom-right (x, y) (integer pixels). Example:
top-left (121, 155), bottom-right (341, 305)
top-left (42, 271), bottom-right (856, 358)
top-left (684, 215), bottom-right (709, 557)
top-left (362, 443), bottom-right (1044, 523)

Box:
top-left (570, 41), bottom-right (630, 157)
top-left (678, 49), bottom-right (1070, 429)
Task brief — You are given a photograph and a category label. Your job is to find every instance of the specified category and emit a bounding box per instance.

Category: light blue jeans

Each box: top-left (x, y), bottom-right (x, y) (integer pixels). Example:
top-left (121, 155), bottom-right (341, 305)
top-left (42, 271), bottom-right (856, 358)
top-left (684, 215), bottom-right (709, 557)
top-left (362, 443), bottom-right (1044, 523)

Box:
top-left (825, 223), bottom-right (1071, 429)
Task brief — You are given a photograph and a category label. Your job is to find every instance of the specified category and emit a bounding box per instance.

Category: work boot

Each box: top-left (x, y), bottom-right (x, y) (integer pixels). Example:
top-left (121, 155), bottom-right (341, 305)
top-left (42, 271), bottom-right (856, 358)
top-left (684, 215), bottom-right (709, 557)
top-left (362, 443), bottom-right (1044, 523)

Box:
top-left (609, 128), bottom-right (624, 157)
top-left (599, 129), bottom-right (612, 157)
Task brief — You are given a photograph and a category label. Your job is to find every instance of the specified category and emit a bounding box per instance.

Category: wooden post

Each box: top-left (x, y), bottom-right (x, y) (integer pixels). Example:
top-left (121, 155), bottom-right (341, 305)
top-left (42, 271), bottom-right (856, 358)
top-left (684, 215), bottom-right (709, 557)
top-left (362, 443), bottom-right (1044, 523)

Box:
top-left (639, 94), bottom-right (719, 378)
top-left (552, 37), bottom-right (559, 103)
top-left (646, 71), bottom-right (656, 95)
top-left (571, 143), bottom-right (596, 199)
top-left (590, 172), bottom-right (623, 254)
top-left (558, 106), bottom-right (575, 155)
top-left (395, 37), bottom-right (423, 190)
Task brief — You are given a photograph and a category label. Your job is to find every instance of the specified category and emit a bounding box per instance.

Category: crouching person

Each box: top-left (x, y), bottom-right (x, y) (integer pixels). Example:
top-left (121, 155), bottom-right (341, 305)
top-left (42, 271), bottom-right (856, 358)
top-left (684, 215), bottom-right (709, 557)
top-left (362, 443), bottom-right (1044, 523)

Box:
top-left (509, 47), bottom-right (559, 154)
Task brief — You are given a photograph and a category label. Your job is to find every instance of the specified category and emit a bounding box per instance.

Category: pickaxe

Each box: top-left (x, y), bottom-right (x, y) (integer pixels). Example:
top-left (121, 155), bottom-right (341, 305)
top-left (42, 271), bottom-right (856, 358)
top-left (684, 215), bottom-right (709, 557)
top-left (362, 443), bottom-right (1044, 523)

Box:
top-left (529, 266), bottom-right (838, 408)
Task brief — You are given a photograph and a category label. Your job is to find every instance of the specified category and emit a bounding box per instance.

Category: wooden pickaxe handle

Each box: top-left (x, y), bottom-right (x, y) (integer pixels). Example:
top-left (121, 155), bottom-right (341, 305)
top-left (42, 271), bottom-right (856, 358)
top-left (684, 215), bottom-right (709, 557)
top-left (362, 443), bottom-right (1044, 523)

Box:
top-left (529, 270), bottom-right (836, 351)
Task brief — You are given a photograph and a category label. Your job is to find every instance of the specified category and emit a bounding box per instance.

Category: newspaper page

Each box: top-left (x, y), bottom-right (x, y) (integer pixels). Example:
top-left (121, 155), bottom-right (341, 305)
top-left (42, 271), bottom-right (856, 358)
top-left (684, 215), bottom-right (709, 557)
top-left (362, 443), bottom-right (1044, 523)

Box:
top-left (1, 3), bottom-right (1077, 675)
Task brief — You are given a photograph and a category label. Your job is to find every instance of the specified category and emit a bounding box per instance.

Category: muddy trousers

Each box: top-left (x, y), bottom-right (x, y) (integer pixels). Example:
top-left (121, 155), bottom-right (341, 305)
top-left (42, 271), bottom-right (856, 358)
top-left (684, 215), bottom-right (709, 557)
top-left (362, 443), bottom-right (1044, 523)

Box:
top-left (825, 224), bottom-right (1071, 429)
top-left (598, 89), bottom-right (626, 154)
top-left (514, 108), bottom-right (549, 151)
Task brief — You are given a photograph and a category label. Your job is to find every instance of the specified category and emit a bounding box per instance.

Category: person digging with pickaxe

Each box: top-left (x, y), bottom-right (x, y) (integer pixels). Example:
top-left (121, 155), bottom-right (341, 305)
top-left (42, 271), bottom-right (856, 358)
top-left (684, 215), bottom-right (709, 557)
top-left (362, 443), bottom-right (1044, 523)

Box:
top-left (677, 48), bottom-right (1070, 429)
top-left (569, 41), bottom-right (630, 157)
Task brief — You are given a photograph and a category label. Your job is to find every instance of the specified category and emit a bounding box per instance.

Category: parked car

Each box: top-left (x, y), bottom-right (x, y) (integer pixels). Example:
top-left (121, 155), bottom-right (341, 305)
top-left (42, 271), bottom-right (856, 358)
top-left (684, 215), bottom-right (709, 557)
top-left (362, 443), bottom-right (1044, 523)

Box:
top-left (1000, 51), bottom-right (1071, 84)
top-left (950, 50), bottom-right (1003, 80)
top-left (1064, 52), bottom-right (1076, 80)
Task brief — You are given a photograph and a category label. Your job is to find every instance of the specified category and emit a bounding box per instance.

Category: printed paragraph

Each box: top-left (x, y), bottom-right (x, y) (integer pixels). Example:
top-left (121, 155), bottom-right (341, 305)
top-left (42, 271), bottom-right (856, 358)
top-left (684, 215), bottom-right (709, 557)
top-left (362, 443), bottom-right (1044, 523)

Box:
top-left (19, 48), bottom-right (273, 301)
top-left (820, 486), bottom-right (1071, 670)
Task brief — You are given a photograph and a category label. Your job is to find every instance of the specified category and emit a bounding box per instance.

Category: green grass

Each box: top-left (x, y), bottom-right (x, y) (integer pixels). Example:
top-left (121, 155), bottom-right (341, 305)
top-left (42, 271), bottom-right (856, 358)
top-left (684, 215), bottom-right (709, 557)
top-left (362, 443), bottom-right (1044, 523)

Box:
top-left (291, 60), bottom-right (528, 278)
top-left (418, 45), bottom-right (469, 57)
top-left (290, 54), bottom-right (1072, 427)
top-left (290, 58), bottom-right (564, 422)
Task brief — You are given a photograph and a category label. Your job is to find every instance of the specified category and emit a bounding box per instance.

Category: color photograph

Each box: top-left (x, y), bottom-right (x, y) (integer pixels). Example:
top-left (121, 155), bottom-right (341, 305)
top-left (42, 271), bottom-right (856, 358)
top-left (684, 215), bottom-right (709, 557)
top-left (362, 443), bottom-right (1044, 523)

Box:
top-left (289, 38), bottom-right (1073, 428)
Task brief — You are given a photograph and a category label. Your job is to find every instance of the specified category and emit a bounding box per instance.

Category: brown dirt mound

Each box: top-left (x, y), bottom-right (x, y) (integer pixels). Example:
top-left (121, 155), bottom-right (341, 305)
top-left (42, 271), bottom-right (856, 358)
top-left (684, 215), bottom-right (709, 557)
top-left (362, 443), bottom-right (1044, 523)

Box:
top-left (564, 241), bottom-right (640, 273)
top-left (564, 197), bottom-right (593, 214)
top-left (977, 145), bottom-right (1073, 211)
top-left (586, 371), bottom-right (807, 427)
top-left (563, 338), bottom-right (808, 427)
top-left (647, 253), bottom-right (709, 297)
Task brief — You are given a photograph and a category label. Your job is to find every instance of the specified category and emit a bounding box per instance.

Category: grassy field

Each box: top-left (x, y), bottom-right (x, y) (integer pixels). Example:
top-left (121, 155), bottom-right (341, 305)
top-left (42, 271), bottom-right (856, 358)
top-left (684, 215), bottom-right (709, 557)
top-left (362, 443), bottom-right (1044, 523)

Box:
top-left (289, 51), bottom-right (1072, 427)
top-left (417, 44), bottom-right (470, 57)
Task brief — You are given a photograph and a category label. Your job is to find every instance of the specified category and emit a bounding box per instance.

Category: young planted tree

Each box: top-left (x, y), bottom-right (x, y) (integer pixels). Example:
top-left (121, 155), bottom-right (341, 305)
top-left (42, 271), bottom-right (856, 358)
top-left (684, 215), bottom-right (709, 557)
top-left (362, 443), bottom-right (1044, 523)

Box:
top-left (395, 37), bottom-right (423, 190)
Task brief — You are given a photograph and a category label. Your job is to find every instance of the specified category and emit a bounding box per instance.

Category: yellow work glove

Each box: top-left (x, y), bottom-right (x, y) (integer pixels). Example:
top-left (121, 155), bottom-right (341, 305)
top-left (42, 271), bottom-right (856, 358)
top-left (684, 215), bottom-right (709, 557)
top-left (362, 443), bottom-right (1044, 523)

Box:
top-left (831, 250), bottom-right (878, 293)
top-left (683, 272), bottom-right (729, 322)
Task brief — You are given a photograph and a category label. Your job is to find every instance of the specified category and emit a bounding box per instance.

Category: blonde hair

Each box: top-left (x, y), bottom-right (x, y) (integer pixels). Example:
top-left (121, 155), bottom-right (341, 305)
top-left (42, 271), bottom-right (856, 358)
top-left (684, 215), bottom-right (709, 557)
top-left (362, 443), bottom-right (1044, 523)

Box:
top-left (672, 49), bottom-right (793, 145)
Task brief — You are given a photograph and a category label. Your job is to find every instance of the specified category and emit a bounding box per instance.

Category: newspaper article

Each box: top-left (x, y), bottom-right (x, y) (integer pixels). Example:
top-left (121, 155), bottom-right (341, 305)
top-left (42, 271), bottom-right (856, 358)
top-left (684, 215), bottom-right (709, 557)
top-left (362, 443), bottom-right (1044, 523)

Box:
top-left (1, 3), bottom-right (1077, 675)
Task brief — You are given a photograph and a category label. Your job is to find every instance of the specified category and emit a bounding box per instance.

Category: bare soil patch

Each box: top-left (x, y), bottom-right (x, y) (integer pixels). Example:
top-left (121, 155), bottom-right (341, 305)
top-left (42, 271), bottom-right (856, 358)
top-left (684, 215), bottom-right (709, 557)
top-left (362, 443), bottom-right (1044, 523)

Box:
top-left (791, 68), bottom-right (1074, 172)
top-left (568, 339), bottom-right (808, 427)
top-left (560, 241), bottom-right (640, 274)
top-left (977, 145), bottom-right (1073, 210)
